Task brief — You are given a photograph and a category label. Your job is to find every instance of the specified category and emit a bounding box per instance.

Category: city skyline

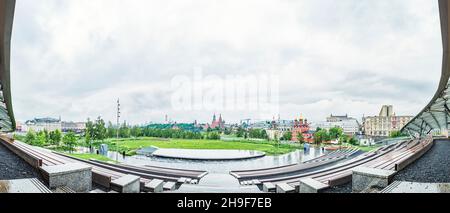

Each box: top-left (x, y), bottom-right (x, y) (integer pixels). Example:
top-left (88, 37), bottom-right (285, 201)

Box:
top-left (11, 0), bottom-right (442, 124)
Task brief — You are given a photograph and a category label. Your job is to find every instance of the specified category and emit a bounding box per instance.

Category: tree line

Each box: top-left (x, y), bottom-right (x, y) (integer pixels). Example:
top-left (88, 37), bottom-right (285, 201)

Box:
top-left (17, 129), bottom-right (78, 152)
top-left (313, 127), bottom-right (358, 145)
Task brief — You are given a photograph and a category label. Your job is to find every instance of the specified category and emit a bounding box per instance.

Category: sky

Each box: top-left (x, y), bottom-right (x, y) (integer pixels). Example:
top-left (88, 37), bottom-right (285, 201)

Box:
top-left (10, 0), bottom-right (443, 125)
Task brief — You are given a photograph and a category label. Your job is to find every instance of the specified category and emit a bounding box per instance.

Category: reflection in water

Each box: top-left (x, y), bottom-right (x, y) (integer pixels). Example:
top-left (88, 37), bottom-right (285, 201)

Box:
top-left (100, 147), bottom-right (327, 174)
top-left (152, 149), bottom-right (265, 160)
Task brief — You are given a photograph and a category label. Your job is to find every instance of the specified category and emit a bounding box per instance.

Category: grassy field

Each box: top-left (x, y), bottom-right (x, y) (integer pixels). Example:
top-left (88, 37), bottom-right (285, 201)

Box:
top-left (106, 137), bottom-right (300, 156)
top-left (67, 153), bottom-right (114, 162)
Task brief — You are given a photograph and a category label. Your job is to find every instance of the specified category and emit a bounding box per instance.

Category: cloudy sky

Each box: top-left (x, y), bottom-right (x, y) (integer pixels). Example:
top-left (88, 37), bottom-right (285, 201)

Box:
top-left (11, 0), bottom-right (442, 125)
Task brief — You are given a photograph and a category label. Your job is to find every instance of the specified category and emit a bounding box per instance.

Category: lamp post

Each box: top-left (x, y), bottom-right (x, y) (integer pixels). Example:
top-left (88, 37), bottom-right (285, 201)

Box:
top-left (116, 99), bottom-right (120, 162)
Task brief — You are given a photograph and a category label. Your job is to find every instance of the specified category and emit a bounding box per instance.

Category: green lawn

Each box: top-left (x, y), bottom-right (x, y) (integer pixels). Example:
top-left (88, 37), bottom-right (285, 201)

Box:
top-left (106, 137), bottom-right (300, 156)
top-left (67, 153), bottom-right (114, 162)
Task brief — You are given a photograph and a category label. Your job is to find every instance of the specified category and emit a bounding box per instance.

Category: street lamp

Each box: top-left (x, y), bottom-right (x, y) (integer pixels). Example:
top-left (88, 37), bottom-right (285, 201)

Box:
top-left (116, 99), bottom-right (120, 162)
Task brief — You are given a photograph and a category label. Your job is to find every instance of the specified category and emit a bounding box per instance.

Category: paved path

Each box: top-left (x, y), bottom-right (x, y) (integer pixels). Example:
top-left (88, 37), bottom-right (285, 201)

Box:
top-left (175, 173), bottom-right (262, 193)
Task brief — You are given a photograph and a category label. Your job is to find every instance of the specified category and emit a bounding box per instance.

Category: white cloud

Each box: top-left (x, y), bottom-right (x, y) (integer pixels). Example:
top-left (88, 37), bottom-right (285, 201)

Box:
top-left (10, 0), bottom-right (443, 124)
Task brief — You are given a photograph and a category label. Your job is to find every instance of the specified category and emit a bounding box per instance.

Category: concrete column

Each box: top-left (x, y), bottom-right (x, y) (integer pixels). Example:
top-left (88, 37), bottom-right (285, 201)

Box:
top-left (41, 163), bottom-right (92, 193)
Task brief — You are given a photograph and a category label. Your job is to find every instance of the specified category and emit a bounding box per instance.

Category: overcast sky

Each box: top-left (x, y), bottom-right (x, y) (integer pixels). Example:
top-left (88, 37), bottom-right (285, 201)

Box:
top-left (11, 0), bottom-right (442, 125)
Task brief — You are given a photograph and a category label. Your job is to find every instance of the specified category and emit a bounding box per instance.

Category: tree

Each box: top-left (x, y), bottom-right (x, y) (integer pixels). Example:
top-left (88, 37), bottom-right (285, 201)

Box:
top-left (24, 130), bottom-right (36, 145)
top-left (130, 126), bottom-right (143, 138)
top-left (390, 130), bottom-right (406, 138)
top-left (43, 129), bottom-right (50, 145)
top-left (339, 134), bottom-right (350, 145)
top-left (94, 117), bottom-right (107, 142)
top-left (63, 131), bottom-right (78, 153)
top-left (261, 130), bottom-right (268, 140)
top-left (236, 127), bottom-right (245, 138)
top-left (206, 131), bottom-right (221, 140)
top-left (282, 131), bottom-right (292, 141)
top-left (34, 131), bottom-right (46, 147)
top-left (274, 132), bottom-right (280, 149)
top-left (107, 121), bottom-right (116, 138)
top-left (119, 121), bottom-right (131, 138)
top-left (329, 127), bottom-right (343, 140)
top-left (85, 118), bottom-right (94, 147)
top-left (314, 129), bottom-right (329, 144)
top-left (349, 137), bottom-right (358, 145)
top-left (297, 132), bottom-right (304, 143)
top-left (49, 130), bottom-right (62, 146)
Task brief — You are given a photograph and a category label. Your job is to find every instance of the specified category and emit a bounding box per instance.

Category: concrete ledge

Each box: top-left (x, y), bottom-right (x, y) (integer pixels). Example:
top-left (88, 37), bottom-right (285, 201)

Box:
top-left (0, 178), bottom-right (52, 193)
top-left (299, 178), bottom-right (329, 193)
top-left (41, 163), bottom-right (92, 193)
top-left (111, 175), bottom-right (140, 193)
top-left (276, 183), bottom-right (295, 193)
top-left (382, 181), bottom-right (450, 193)
top-left (145, 179), bottom-right (164, 193)
top-left (352, 167), bottom-right (396, 193)
top-left (262, 182), bottom-right (276, 193)
top-left (177, 177), bottom-right (187, 185)
top-left (163, 182), bottom-right (176, 191)
top-left (252, 179), bottom-right (262, 186)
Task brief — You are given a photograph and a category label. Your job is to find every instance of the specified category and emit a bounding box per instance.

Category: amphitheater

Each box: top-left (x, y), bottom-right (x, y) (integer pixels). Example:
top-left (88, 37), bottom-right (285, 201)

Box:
top-left (1, 0), bottom-right (450, 193)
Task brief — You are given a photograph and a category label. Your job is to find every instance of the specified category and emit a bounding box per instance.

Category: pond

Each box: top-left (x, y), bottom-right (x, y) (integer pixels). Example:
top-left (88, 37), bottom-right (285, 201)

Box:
top-left (151, 149), bottom-right (266, 160)
top-left (101, 147), bottom-right (328, 174)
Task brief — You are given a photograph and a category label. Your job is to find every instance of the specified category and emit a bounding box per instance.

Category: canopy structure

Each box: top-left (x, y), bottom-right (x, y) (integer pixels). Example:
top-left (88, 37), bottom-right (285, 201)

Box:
top-left (401, 0), bottom-right (450, 136)
top-left (0, 0), bottom-right (16, 132)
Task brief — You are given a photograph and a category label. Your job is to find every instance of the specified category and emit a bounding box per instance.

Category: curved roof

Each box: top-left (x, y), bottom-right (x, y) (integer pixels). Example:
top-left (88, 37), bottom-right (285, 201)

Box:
top-left (401, 0), bottom-right (450, 136)
top-left (0, 0), bottom-right (16, 132)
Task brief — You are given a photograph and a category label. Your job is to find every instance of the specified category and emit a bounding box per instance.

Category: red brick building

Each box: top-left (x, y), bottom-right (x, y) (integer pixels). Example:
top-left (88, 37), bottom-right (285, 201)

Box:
top-left (210, 114), bottom-right (225, 130)
top-left (291, 117), bottom-right (314, 143)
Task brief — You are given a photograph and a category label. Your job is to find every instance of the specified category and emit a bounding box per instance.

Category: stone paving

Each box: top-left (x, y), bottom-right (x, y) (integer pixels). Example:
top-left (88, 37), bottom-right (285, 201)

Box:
top-left (394, 139), bottom-right (450, 183)
top-left (0, 143), bottom-right (40, 180)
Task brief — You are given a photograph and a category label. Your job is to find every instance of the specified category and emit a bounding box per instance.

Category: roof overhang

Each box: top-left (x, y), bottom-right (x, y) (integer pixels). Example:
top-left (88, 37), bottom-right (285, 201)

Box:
top-left (401, 0), bottom-right (450, 136)
top-left (0, 0), bottom-right (16, 132)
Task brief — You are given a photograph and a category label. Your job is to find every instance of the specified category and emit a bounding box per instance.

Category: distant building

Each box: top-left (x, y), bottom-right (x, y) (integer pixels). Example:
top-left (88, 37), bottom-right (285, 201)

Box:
top-left (15, 121), bottom-right (23, 132)
top-left (291, 117), bottom-right (314, 143)
top-left (327, 114), bottom-right (352, 122)
top-left (314, 114), bottom-right (361, 136)
top-left (266, 119), bottom-right (294, 141)
top-left (209, 114), bottom-right (225, 130)
top-left (61, 121), bottom-right (86, 133)
top-left (22, 117), bottom-right (62, 132)
top-left (363, 105), bottom-right (413, 137)
top-left (249, 121), bottom-right (272, 129)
